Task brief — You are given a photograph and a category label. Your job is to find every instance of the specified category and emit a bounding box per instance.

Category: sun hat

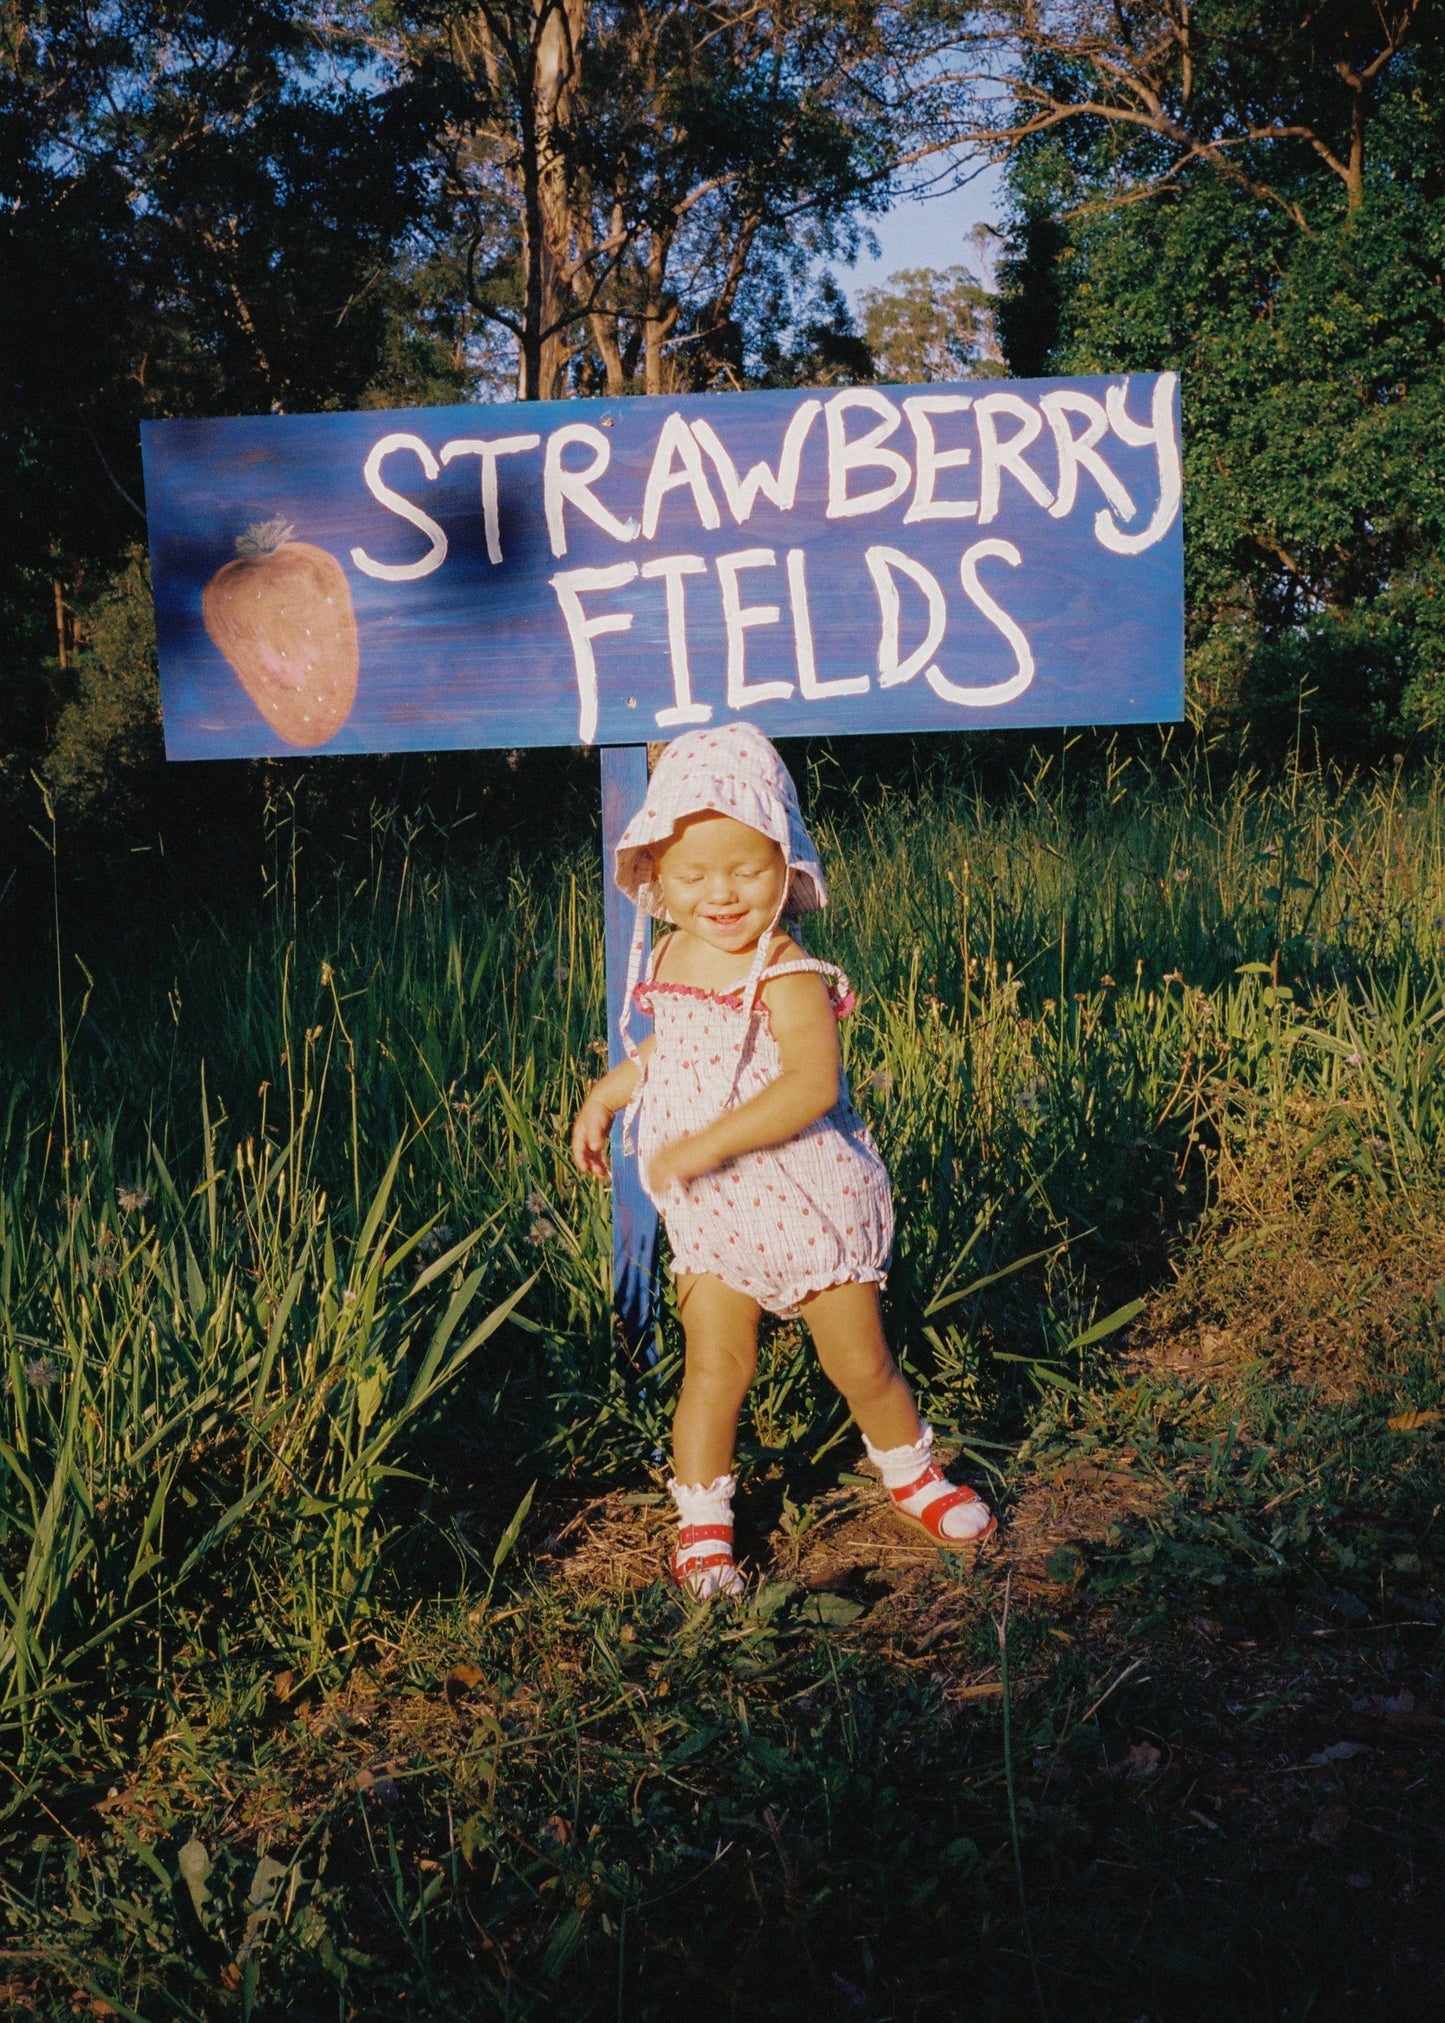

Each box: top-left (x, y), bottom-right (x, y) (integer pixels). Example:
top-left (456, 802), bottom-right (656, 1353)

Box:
top-left (613, 723), bottom-right (826, 919)
top-left (613, 724), bottom-right (826, 1065)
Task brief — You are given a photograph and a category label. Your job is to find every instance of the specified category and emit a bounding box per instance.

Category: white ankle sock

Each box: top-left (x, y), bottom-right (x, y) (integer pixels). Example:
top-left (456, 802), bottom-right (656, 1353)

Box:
top-left (863, 1425), bottom-right (992, 1541)
top-left (667, 1474), bottom-right (744, 1596)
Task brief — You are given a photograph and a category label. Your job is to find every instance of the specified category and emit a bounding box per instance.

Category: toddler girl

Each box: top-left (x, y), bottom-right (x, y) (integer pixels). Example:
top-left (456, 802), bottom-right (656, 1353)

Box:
top-left (570, 724), bottom-right (994, 1597)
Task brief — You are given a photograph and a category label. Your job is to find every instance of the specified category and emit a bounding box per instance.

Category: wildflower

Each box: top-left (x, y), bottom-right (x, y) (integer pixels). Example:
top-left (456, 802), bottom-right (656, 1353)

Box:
top-left (415, 1222), bottom-right (456, 1262)
top-left (590, 1038), bottom-right (609, 1061)
top-left (342, 1287), bottom-right (358, 1305)
top-left (1162, 970), bottom-right (1184, 985)
top-left (525, 1189), bottom-right (549, 1215)
top-left (1014, 1075), bottom-right (1049, 1118)
top-left (554, 961), bottom-right (571, 983)
top-left (1122, 882), bottom-right (1137, 900)
top-left (117, 1186), bottom-right (151, 1214)
top-left (93, 1255), bottom-right (120, 1282)
top-left (22, 1355), bottom-right (58, 1390)
top-left (527, 1216), bottom-right (556, 1246)
top-left (868, 1069), bottom-right (896, 1098)
top-left (1100, 974), bottom-right (1116, 988)
top-left (1345, 1051), bottom-right (1361, 1067)
top-left (1172, 866), bottom-right (1191, 884)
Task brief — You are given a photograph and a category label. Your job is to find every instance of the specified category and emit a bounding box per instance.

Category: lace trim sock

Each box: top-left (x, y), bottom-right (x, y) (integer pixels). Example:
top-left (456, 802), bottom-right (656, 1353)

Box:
top-left (863, 1425), bottom-right (993, 1542)
top-left (667, 1474), bottom-right (744, 1597)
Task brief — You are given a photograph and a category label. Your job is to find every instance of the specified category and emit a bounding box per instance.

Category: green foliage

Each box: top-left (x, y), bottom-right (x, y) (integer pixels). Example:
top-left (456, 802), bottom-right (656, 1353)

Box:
top-left (0, 1084), bottom-right (529, 1766)
top-left (4, 756), bottom-right (1445, 1731)
top-left (857, 257), bottom-right (1002, 383)
top-left (753, 274), bottom-right (876, 389)
top-left (1, 761), bottom-right (1444, 2010)
top-left (38, 550), bottom-right (163, 829)
top-left (0, 0), bottom-right (469, 758)
top-left (996, 22), bottom-right (1445, 756)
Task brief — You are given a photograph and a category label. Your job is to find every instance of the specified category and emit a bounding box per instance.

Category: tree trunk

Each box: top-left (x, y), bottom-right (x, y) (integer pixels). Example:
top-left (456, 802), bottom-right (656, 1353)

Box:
top-left (511, 0), bottom-right (589, 399)
top-left (642, 224), bottom-right (676, 395)
top-left (1346, 90), bottom-right (1365, 212)
top-left (583, 199), bottom-right (627, 393)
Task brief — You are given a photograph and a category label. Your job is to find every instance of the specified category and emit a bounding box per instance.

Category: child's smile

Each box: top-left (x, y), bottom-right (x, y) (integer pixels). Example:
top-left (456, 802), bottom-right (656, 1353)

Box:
top-left (653, 813), bottom-right (787, 959)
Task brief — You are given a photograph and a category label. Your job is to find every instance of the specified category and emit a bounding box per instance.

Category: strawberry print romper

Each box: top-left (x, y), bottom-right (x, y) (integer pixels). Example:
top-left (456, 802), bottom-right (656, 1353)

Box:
top-left (630, 942), bottom-right (894, 1317)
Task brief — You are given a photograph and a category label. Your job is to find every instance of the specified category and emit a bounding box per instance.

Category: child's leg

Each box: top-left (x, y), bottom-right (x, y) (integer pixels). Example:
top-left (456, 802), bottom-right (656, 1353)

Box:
top-left (799, 1280), bottom-right (921, 1448)
top-left (672, 1272), bottom-right (760, 1483)
top-left (802, 1281), bottom-right (994, 1543)
top-left (668, 1273), bottom-right (760, 1597)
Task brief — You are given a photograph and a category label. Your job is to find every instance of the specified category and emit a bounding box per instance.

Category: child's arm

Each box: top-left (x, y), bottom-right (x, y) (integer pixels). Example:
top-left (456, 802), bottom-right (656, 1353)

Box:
top-left (570, 1045), bottom-right (650, 1178)
top-left (647, 970), bottom-right (839, 1194)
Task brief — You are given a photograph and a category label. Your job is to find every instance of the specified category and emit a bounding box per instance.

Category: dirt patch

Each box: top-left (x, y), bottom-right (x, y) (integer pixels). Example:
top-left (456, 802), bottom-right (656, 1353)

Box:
top-left (1139, 1147), bottom-right (1445, 1398)
top-left (1001, 1448), bottom-right (1166, 1588)
top-left (539, 1489), bottom-right (676, 1592)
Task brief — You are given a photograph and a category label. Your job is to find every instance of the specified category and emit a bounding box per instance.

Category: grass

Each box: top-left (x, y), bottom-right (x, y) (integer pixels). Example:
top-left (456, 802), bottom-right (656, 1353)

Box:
top-left (0, 746), bottom-right (1442, 2016)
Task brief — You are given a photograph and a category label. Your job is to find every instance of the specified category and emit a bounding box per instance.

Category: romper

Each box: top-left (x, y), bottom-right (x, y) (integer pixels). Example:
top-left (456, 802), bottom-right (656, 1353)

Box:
top-left (628, 941), bottom-right (894, 1317)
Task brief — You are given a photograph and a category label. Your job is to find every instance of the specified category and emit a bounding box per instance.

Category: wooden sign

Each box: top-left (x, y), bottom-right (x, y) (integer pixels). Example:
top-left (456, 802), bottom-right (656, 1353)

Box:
top-left (142, 375), bottom-right (1184, 1356)
top-left (142, 375), bottom-right (1182, 760)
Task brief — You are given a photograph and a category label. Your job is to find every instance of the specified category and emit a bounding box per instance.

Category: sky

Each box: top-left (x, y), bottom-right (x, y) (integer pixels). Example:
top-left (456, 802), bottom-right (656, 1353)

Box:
top-left (836, 161), bottom-right (1006, 305)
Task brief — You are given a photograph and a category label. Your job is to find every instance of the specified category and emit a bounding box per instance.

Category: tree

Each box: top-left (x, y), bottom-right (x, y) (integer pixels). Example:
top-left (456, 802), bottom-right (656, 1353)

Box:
top-left (939, 1), bottom-right (1430, 231)
top-left (0, 0), bottom-right (455, 797)
top-left (989, 7), bottom-right (1445, 751)
top-left (378, 0), bottom-right (938, 398)
top-left (858, 239), bottom-right (1001, 381)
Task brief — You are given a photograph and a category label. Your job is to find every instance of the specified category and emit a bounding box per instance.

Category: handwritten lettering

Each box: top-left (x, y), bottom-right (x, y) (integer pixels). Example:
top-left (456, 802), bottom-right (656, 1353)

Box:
top-left (351, 434), bottom-right (448, 581)
top-left (343, 374), bottom-right (1180, 744)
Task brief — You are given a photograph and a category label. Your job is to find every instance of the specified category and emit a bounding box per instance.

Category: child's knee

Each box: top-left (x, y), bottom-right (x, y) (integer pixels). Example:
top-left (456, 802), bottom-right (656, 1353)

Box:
top-left (683, 1333), bottom-right (758, 1396)
top-left (821, 1340), bottom-right (898, 1408)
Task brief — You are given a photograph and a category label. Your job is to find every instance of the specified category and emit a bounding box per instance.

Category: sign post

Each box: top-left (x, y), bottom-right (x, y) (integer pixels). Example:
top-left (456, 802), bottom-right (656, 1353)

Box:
top-left (600, 742), bottom-right (656, 1360)
top-left (142, 373), bottom-right (1184, 1356)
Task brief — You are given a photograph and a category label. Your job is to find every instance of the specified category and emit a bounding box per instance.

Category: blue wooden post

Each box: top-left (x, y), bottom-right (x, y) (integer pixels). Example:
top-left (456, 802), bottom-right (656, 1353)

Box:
top-left (600, 745), bottom-right (658, 1363)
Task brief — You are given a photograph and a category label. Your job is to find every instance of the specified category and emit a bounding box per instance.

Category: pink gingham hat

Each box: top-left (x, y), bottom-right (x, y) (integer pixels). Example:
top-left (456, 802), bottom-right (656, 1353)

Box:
top-left (614, 724), bottom-right (826, 919)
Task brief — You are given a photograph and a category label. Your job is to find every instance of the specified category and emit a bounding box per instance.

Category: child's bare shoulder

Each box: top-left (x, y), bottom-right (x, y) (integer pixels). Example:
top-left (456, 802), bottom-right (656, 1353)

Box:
top-left (764, 930), bottom-right (806, 966)
top-left (759, 938), bottom-right (832, 1019)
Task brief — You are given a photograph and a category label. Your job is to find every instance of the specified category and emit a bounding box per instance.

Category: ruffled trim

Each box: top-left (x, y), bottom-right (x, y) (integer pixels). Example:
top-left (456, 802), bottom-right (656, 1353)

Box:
top-left (664, 1256), bottom-right (888, 1321)
top-left (634, 970), bottom-right (854, 1021)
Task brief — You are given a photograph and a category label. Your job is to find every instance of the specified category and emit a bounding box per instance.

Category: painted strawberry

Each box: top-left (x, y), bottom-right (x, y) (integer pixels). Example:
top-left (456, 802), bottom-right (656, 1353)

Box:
top-left (201, 517), bottom-right (359, 748)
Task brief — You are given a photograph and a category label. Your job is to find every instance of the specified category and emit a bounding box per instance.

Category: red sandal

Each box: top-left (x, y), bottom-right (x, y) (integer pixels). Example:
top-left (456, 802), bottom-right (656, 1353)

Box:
top-left (887, 1463), bottom-right (997, 1546)
top-left (671, 1524), bottom-right (745, 1599)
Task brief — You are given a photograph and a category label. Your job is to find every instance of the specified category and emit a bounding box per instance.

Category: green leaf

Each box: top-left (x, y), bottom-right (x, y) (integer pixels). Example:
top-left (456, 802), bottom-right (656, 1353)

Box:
top-left (1068, 1298), bottom-right (1147, 1350)
top-left (491, 1482), bottom-right (536, 1580)
top-left (177, 1836), bottom-right (211, 1914)
top-left (798, 1592), bottom-right (865, 1627)
top-left (664, 1723), bottom-right (725, 1768)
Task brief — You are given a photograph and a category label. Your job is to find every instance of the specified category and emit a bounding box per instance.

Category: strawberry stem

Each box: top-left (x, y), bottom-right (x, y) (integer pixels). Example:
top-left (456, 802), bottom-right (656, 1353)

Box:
top-left (235, 516), bottom-right (295, 558)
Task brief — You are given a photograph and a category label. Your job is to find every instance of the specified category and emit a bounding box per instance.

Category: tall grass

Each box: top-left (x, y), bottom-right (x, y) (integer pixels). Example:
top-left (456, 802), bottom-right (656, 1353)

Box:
top-left (4, 752), bottom-right (1445, 1772)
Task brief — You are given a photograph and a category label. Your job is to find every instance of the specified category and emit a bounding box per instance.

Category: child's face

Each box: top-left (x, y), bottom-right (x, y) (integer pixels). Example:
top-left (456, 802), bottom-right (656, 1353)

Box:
top-left (653, 814), bottom-right (787, 955)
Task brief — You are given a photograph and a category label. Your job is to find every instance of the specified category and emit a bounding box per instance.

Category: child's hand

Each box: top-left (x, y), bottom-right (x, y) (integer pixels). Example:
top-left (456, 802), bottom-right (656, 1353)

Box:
top-left (647, 1132), bottom-right (719, 1196)
top-left (570, 1092), bottom-right (615, 1178)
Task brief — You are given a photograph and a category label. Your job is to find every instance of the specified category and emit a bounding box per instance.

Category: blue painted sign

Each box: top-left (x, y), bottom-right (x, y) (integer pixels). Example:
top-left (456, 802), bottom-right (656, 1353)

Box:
top-left (142, 375), bottom-right (1183, 759)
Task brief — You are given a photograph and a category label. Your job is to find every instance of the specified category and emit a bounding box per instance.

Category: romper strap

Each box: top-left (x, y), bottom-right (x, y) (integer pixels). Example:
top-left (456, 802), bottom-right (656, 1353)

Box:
top-left (755, 958), bottom-right (856, 1017)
